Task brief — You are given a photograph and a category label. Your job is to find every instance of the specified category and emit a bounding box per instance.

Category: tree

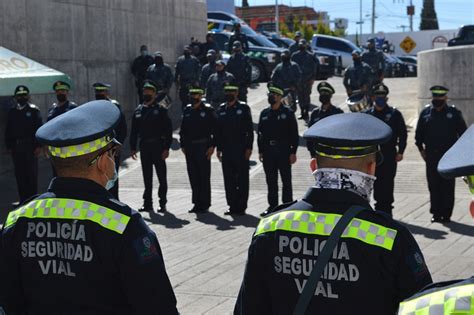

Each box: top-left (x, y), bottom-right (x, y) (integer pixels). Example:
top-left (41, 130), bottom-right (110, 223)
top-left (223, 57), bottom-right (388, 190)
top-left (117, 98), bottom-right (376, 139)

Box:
top-left (242, 0), bottom-right (249, 7)
top-left (420, 0), bottom-right (439, 30)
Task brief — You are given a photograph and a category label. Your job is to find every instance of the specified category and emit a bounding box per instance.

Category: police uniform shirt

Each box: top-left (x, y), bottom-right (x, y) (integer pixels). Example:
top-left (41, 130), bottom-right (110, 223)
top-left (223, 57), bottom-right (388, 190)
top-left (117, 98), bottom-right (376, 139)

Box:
top-left (205, 71), bottom-right (235, 103)
top-left (5, 103), bottom-right (43, 151)
top-left (175, 55), bottom-right (201, 83)
top-left (47, 101), bottom-right (78, 121)
top-left (291, 50), bottom-right (318, 82)
top-left (234, 188), bottom-right (433, 315)
top-left (200, 62), bottom-right (216, 88)
top-left (257, 105), bottom-right (298, 155)
top-left (179, 103), bottom-right (218, 149)
top-left (271, 61), bottom-right (302, 90)
top-left (308, 105), bottom-right (343, 127)
top-left (361, 50), bottom-right (385, 72)
top-left (216, 101), bottom-right (254, 153)
top-left (146, 63), bottom-right (174, 91)
top-left (343, 62), bottom-right (373, 90)
top-left (226, 53), bottom-right (252, 85)
top-left (130, 101), bottom-right (173, 151)
top-left (415, 104), bottom-right (467, 153)
top-left (0, 177), bottom-right (178, 314)
top-left (228, 33), bottom-right (249, 53)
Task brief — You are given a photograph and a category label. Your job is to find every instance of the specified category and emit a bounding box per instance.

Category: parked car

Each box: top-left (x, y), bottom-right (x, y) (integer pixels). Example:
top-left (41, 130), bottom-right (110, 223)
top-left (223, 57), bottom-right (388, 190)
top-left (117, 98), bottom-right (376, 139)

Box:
top-left (383, 54), bottom-right (408, 78)
top-left (314, 51), bottom-right (342, 79)
top-left (268, 37), bottom-right (294, 48)
top-left (448, 25), bottom-right (474, 47)
top-left (311, 34), bottom-right (362, 68)
top-left (397, 56), bottom-right (417, 77)
top-left (207, 11), bottom-right (246, 24)
top-left (208, 19), bottom-right (258, 37)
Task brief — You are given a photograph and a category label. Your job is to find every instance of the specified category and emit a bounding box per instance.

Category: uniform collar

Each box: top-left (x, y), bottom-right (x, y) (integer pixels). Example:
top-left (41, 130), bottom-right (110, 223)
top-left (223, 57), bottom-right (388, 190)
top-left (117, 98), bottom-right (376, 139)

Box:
top-left (302, 187), bottom-right (371, 210)
top-left (48, 177), bottom-right (110, 197)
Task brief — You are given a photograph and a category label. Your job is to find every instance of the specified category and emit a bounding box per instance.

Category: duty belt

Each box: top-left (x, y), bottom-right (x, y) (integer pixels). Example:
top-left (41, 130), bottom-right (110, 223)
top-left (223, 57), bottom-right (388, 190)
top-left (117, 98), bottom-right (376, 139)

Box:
top-left (267, 139), bottom-right (287, 146)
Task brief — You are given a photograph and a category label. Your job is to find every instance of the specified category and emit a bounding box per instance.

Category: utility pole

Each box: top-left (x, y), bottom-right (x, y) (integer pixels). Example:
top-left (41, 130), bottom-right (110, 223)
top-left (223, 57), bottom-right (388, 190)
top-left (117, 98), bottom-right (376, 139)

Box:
top-left (371, 0), bottom-right (375, 35)
top-left (359, 0), bottom-right (363, 36)
top-left (275, 0), bottom-right (280, 36)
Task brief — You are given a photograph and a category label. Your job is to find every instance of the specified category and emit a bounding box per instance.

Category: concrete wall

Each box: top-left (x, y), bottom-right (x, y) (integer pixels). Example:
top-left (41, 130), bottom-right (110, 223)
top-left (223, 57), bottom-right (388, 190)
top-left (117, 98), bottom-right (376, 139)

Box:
top-left (0, 0), bottom-right (207, 174)
top-left (418, 45), bottom-right (474, 125)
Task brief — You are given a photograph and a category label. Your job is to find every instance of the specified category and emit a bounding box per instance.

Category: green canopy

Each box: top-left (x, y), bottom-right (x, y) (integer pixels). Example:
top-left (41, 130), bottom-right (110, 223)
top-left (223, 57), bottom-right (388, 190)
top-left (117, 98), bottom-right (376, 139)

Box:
top-left (0, 46), bottom-right (71, 96)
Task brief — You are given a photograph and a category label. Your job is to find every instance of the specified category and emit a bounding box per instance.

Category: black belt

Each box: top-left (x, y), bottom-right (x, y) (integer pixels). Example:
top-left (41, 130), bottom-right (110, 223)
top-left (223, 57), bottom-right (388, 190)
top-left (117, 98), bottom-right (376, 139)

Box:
top-left (266, 140), bottom-right (287, 146)
top-left (191, 138), bottom-right (210, 145)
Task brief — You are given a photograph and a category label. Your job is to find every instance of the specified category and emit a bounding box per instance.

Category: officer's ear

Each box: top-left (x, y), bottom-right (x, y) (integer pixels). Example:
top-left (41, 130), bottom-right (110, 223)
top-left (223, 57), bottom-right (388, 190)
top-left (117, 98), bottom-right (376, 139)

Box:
top-left (367, 159), bottom-right (376, 176)
top-left (310, 158), bottom-right (318, 173)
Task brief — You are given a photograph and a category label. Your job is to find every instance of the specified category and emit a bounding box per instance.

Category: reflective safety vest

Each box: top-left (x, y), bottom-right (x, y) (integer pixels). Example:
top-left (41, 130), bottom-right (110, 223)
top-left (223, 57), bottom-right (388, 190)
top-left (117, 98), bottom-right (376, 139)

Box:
top-left (255, 210), bottom-right (398, 251)
top-left (5, 198), bottom-right (131, 234)
top-left (398, 279), bottom-right (474, 315)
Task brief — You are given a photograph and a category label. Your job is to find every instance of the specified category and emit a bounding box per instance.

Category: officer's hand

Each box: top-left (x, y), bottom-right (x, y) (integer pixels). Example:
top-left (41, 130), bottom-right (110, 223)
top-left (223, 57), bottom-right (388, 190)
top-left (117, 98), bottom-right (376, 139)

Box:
top-left (289, 154), bottom-right (297, 165)
top-left (162, 149), bottom-right (169, 160)
top-left (131, 150), bottom-right (138, 160)
top-left (244, 149), bottom-right (252, 160)
top-left (217, 151), bottom-right (222, 162)
top-left (395, 153), bottom-right (403, 162)
top-left (346, 89), bottom-right (352, 96)
top-left (206, 146), bottom-right (215, 160)
top-left (259, 154), bottom-right (263, 162)
top-left (419, 150), bottom-right (426, 161)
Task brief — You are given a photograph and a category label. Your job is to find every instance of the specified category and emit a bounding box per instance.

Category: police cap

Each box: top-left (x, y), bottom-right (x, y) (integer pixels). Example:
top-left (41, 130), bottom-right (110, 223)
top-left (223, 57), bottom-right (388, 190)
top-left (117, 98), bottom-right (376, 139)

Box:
top-left (207, 49), bottom-right (217, 56)
top-left (267, 83), bottom-right (284, 96)
top-left (304, 113), bottom-right (392, 159)
top-left (430, 85), bottom-right (449, 97)
top-left (92, 82), bottom-right (111, 92)
top-left (295, 31), bottom-right (302, 37)
top-left (188, 84), bottom-right (204, 95)
top-left (233, 41), bottom-right (242, 49)
top-left (298, 39), bottom-right (308, 46)
top-left (367, 37), bottom-right (375, 44)
top-left (153, 51), bottom-right (163, 58)
top-left (352, 50), bottom-right (361, 56)
top-left (372, 83), bottom-right (389, 96)
top-left (317, 82), bottom-right (335, 95)
top-left (281, 49), bottom-right (291, 57)
top-left (216, 59), bottom-right (226, 66)
top-left (36, 100), bottom-right (121, 158)
top-left (53, 81), bottom-right (71, 92)
top-left (142, 80), bottom-right (158, 92)
top-left (438, 125), bottom-right (474, 180)
top-left (14, 85), bottom-right (30, 96)
top-left (224, 81), bottom-right (239, 92)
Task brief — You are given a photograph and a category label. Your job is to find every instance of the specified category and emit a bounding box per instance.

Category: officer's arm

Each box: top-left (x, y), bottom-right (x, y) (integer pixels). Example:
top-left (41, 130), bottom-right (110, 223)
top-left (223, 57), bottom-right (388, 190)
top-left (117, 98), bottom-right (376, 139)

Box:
top-left (166, 67), bottom-right (174, 90)
top-left (119, 214), bottom-right (178, 315)
top-left (397, 111), bottom-right (408, 154)
top-left (343, 69), bottom-right (350, 88)
top-left (245, 107), bottom-right (254, 149)
top-left (33, 109), bottom-right (44, 148)
top-left (257, 113), bottom-right (263, 154)
top-left (130, 113), bottom-right (139, 151)
top-left (206, 77), bottom-right (213, 101)
top-left (162, 108), bottom-right (173, 150)
top-left (295, 64), bottom-right (302, 84)
top-left (414, 114), bottom-right (425, 151)
top-left (116, 111), bottom-right (128, 145)
top-left (174, 61), bottom-right (180, 82)
top-left (209, 109), bottom-right (219, 147)
top-left (289, 111), bottom-right (299, 154)
top-left (379, 52), bottom-right (386, 71)
top-left (4, 111), bottom-right (13, 150)
top-left (456, 110), bottom-right (468, 137)
top-left (179, 114), bottom-right (187, 150)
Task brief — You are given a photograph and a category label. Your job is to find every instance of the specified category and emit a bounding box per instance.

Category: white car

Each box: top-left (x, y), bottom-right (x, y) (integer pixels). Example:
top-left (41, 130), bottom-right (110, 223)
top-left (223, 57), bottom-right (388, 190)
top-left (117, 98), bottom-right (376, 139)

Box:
top-left (311, 34), bottom-right (362, 68)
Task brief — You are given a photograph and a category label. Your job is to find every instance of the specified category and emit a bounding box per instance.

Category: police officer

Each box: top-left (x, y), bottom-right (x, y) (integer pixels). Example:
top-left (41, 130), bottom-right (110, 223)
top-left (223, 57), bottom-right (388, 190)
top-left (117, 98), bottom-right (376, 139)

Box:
top-left (0, 101), bottom-right (178, 314)
top-left (364, 83), bottom-right (407, 216)
top-left (291, 39), bottom-right (319, 120)
top-left (228, 22), bottom-right (249, 53)
top-left (343, 50), bottom-right (374, 97)
top-left (225, 41), bottom-right (252, 103)
top-left (206, 60), bottom-right (235, 109)
top-left (47, 81), bottom-right (77, 121)
top-left (216, 83), bottom-right (254, 215)
top-left (201, 33), bottom-right (220, 61)
top-left (130, 80), bottom-right (172, 213)
top-left (4, 85), bottom-right (43, 203)
top-left (235, 113), bottom-right (433, 315)
top-left (200, 49), bottom-right (217, 88)
top-left (179, 86), bottom-right (218, 213)
top-left (146, 51), bottom-right (174, 98)
top-left (131, 45), bottom-right (154, 102)
top-left (415, 86), bottom-right (467, 223)
top-left (306, 82), bottom-right (343, 156)
top-left (93, 82), bottom-right (128, 199)
top-left (361, 38), bottom-right (385, 85)
top-left (175, 45), bottom-right (201, 108)
top-left (258, 85), bottom-right (299, 217)
top-left (271, 49), bottom-right (301, 112)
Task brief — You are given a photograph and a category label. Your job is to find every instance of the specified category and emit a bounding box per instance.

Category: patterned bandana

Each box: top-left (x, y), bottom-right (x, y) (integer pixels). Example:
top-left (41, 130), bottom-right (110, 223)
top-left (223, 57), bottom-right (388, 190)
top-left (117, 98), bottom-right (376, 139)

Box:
top-left (313, 168), bottom-right (376, 202)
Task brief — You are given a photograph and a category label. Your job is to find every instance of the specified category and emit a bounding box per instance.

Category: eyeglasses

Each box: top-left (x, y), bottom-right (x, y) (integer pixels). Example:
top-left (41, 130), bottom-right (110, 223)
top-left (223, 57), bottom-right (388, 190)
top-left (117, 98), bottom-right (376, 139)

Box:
top-left (88, 144), bottom-right (119, 166)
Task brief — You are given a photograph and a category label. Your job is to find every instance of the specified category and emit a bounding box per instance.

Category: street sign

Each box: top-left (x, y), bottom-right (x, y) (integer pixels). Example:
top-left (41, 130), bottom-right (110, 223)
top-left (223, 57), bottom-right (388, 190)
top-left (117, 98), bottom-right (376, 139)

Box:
top-left (400, 36), bottom-right (417, 54)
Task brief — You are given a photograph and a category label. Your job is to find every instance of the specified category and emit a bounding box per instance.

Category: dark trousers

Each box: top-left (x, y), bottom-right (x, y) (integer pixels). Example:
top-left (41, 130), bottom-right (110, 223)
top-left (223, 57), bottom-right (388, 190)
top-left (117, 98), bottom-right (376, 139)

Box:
top-left (288, 90), bottom-right (297, 112)
top-left (222, 152), bottom-right (249, 212)
top-left (262, 145), bottom-right (293, 209)
top-left (426, 152), bottom-right (455, 218)
top-left (179, 83), bottom-right (190, 108)
top-left (108, 153), bottom-right (121, 200)
top-left (12, 148), bottom-right (38, 203)
top-left (185, 144), bottom-right (211, 209)
top-left (238, 85), bottom-right (248, 103)
top-left (374, 156), bottom-right (397, 215)
top-left (140, 143), bottom-right (168, 207)
top-left (297, 80), bottom-right (313, 116)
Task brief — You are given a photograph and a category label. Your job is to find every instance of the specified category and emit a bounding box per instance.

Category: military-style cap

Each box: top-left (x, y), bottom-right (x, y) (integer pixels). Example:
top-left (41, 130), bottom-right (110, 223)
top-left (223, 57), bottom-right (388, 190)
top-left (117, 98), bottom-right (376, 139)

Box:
top-left (233, 41), bottom-right (242, 48)
top-left (295, 31), bottom-right (302, 37)
top-left (267, 84), bottom-right (284, 96)
top-left (438, 125), bottom-right (474, 181)
top-left (352, 50), bottom-right (361, 56)
top-left (367, 37), bottom-right (375, 44)
top-left (304, 113), bottom-right (392, 159)
top-left (372, 83), bottom-right (389, 96)
top-left (207, 49), bottom-right (216, 56)
top-left (281, 49), bottom-right (291, 57)
top-left (216, 59), bottom-right (226, 66)
top-left (317, 82), bottom-right (335, 95)
top-left (142, 80), bottom-right (158, 91)
top-left (299, 39), bottom-right (308, 46)
top-left (53, 81), bottom-right (71, 91)
top-left (36, 100), bottom-right (121, 158)
top-left (14, 85), bottom-right (29, 96)
top-left (189, 84), bottom-right (204, 95)
top-left (153, 51), bottom-right (163, 57)
top-left (224, 82), bottom-right (239, 91)
top-left (430, 85), bottom-right (449, 97)
top-left (92, 82), bottom-right (111, 91)
top-left (184, 45), bottom-right (191, 51)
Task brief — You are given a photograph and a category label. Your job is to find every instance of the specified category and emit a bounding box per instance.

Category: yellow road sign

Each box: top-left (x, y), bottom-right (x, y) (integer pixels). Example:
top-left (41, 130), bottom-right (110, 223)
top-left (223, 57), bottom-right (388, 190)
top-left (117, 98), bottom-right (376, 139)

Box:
top-left (400, 36), bottom-right (417, 54)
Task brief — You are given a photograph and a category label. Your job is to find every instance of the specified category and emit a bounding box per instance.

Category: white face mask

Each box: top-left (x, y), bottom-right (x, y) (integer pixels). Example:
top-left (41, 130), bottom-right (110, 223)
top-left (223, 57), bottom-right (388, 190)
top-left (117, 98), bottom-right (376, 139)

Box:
top-left (103, 155), bottom-right (118, 190)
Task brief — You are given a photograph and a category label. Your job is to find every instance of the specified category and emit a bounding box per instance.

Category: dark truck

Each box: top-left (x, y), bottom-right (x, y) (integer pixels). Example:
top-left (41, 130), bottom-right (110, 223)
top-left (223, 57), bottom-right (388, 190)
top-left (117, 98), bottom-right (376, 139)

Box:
top-left (448, 25), bottom-right (474, 47)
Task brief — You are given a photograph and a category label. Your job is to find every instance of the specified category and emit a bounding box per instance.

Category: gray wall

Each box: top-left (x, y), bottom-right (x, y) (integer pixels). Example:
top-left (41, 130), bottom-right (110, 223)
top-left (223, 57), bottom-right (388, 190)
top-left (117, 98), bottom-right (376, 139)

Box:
top-left (0, 0), bottom-right (207, 174)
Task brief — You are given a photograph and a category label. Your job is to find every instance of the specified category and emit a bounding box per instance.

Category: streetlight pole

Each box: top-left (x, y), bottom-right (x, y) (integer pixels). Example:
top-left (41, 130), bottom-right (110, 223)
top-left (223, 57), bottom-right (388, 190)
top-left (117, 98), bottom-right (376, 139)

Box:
top-left (275, 0), bottom-right (280, 36)
top-left (359, 0), bottom-right (363, 36)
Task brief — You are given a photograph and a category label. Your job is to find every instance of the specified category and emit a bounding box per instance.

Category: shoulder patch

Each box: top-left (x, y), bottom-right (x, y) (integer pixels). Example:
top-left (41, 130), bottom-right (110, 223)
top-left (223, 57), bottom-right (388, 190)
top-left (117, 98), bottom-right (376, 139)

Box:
top-left (133, 234), bottom-right (160, 264)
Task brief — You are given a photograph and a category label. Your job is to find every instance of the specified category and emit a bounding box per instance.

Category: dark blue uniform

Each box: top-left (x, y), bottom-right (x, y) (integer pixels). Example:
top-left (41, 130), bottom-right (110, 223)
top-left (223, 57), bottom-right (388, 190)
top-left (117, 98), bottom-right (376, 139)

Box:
top-left (180, 102), bottom-right (218, 211)
top-left (257, 105), bottom-right (299, 210)
top-left (206, 71), bottom-right (235, 108)
top-left (47, 101), bottom-right (77, 121)
top-left (175, 54), bottom-right (201, 108)
top-left (131, 54), bottom-right (154, 101)
top-left (270, 60), bottom-right (301, 112)
top-left (343, 61), bottom-right (373, 94)
top-left (216, 101), bottom-right (254, 214)
top-left (146, 63), bottom-right (174, 92)
top-left (228, 32), bottom-right (249, 53)
top-left (200, 61), bottom-right (216, 88)
top-left (291, 49), bottom-right (318, 118)
top-left (225, 52), bottom-right (252, 102)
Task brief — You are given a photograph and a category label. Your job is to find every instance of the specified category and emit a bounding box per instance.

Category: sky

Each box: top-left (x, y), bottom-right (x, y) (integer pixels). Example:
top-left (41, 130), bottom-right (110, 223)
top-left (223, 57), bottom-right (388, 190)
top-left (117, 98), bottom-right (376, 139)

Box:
top-left (234, 0), bottom-right (474, 35)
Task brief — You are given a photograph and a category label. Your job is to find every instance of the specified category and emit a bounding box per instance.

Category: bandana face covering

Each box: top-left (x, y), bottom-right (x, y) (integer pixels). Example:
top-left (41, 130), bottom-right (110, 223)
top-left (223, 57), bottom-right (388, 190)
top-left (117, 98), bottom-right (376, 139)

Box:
top-left (313, 168), bottom-right (376, 202)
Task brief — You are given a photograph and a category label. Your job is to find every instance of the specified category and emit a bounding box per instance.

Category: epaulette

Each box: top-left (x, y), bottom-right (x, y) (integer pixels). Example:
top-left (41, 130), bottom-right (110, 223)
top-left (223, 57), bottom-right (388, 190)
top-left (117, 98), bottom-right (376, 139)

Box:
top-left (204, 103), bottom-right (212, 108)
top-left (134, 104), bottom-right (143, 111)
top-left (110, 99), bottom-right (120, 107)
top-left (109, 197), bottom-right (127, 207)
top-left (424, 104), bottom-right (431, 108)
top-left (186, 104), bottom-right (192, 108)
top-left (262, 200), bottom-right (299, 217)
top-left (219, 103), bottom-right (226, 108)
top-left (29, 104), bottom-right (40, 110)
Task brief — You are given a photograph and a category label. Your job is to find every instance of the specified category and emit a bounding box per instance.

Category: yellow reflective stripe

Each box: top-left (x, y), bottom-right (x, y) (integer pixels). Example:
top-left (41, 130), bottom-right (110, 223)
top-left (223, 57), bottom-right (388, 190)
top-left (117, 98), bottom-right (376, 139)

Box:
top-left (316, 151), bottom-right (375, 159)
top-left (269, 87), bottom-right (284, 95)
top-left (94, 86), bottom-right (108, 91)
top-left (48, 134), bottom-right (112, 158)
top-left (224, 86), bottom-right (239, 91)
top-left (189, 88), bottom-right (204, 94)
top-left (398, 284), bottom-right (474, 315)
top-left (255, 210), bottom-right (397, 251)
top-left (54, 84), bottom-right (69, 90)
top-left (317, 143), bottom-right (373, 151)
top-left (5, 198), bottom-right (131, 234)
top-left (319, 87), bottom-right (334, 93)
top-left (431, 89), bottom-right (448, 94)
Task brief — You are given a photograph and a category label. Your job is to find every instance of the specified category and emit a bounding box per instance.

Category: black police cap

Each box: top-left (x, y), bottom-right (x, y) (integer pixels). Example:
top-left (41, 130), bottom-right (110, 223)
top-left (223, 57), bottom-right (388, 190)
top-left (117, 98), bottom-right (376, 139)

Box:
top-left (142, 79), bottom-right (158, 91)
top-left (438, 125), bottom-right (474, 179)
top-left (372, 83), bottom-right (389, 96)
top-left (189, 84), bottom-right (205, 95)
top-left (430, 85), bottom-right (449, 97)
top-left (92, 82), bottom-right (111, 91)
top-left (36, 100), bottom-right (121, 158)
top-left (14, 85), bottom-right (30, 96)
top-left (317, 82), bottom-right (335, 95)
top-left (53, 81), bottom-right (71, 91)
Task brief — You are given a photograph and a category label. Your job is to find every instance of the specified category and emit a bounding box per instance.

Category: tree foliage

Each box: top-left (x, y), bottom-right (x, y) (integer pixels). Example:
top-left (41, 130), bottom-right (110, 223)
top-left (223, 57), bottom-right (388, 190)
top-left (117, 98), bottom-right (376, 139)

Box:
top-left (279, 16), bottom-right (345, 40)
top-left (420, 0), bottom-right (439, 30)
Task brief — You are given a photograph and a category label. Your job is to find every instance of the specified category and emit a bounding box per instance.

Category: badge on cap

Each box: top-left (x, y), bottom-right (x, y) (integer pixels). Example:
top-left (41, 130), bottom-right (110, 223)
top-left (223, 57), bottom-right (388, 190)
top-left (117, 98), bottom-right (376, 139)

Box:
top-left (281, 113), bottom-right (287, 119)
top-left (26, 112), bottom-right (31, 117)
top-left (237, 109), bottom-right (242, 115)
top-left (447, 112), bottom-right (453, 119)
top-left (200, 112), bottom-right (206, 118)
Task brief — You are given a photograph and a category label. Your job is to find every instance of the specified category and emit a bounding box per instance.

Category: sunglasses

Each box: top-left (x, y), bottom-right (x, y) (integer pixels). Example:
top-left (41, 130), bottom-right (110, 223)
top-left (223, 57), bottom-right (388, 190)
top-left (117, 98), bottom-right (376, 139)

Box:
top-left (88, 144), bottom-right (119, 166)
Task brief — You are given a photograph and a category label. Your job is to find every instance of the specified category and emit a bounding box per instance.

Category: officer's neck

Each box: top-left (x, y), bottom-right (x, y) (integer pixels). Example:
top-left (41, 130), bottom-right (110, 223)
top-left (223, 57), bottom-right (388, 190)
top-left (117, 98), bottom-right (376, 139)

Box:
top-left (144, 100), bottom-right (155, 107)
top-left (192, 101), bottom-right (202, 109)
top-left (434, 104), bottom-right (447, 112)
top-left (57, 100), bottom-right (68, 107)
top-left (227, 99), bottom-right (238, 107)
top-left (321, 103), bottom-right (332, 111)
top-left (271, 102), bottom-right (282, 110)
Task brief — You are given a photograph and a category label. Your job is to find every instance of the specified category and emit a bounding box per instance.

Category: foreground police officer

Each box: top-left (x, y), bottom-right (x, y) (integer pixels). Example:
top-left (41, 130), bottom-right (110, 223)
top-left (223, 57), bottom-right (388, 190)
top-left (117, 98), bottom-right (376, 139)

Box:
top-left (130, 80), bottom-right (172, 213)
top-left (258, 85), bottom-right (299, 217)
top-left (216, 83), bottom-right (254, 215)
top-left (175, 45), bottom-right (201, 108)
top-left (225, 41), bottom-right (252, 102)
top-left (343, 50), bottom-right (374, 97)
top-left (235, 113), bottom-right (433, 315)
top-left (415, 86), bottom-right (467, 223)
top-left (0, 101), bottom-right (178, 314)
top-left (180, 86), bottom-right (218, 213)
top-left (4, 85), bottom-right (43, 203)
top-left (47, 81), bottom-right (77, 122)
top-left (206, 60), bottom-right (235, 109)
top-left (364, 83), bottom-right (407, 216)
top-left (271, 49), bottom-right (301, 112)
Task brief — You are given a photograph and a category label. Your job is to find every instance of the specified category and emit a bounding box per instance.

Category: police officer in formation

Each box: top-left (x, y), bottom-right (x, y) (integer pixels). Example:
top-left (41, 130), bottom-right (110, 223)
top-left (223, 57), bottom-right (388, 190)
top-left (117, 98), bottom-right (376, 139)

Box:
top-left (146, 51), bottom-right (174, 99)
top-left (228, 22), bottom-right (249, 53)
top-left (225, 41), bottom-right (252, 102)
top-left (130, 80), bottom-right (172, 213)
top-left (201, 33), bottom-right (220, 61)
top-left (258, 85), bottom-right (299, 217)
top-left (271, 49), bottom-right (301, 112)
top-left (92, 82), bottom-right (128, 199)
top-left (291, 39), bottom-right (318, 120)
top-left (47, 81), bottom-right (77, 122)
top-left (289, 31), bottom-right (310, 55)
top-left (4, 85), bottom-right (43, 203)
top-left (175, 45), bottom-right (201, 108)
top-left (235, 113), bottom-right (433, 315)
top-left (216, 83), bottom-right (254, 216)
top-left (180, 86), bottom-right (218, 213)
top-left (364, 83), bottom-right (407, 216)
top-left (343, 50), bottom-right (373, 97)
top-left (306, 82), bottom-right (343, 155)
top-left (200, 49), bottom-right (217, 88)
top-left (131, 44), bottom-right (154, 102)
top-left (0, 101), bottom-right (178, 314)
top-left (206, 60), bottom-right (235, 109)
top-left (415, 86), bottom-right (467, 223)
top-left (361, 37), bottom-right (385, 85)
